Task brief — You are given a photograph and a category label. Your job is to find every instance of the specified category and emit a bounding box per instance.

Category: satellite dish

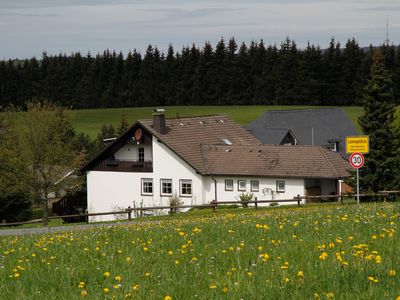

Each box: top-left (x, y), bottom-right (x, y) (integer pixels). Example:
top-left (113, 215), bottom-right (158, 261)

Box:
top-left (134, 128), bottom-right (143, 141)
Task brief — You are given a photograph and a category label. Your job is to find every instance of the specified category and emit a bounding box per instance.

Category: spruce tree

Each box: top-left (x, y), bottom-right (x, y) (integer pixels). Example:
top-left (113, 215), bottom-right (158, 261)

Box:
top-left (358, 52), bottom-right (396, 192)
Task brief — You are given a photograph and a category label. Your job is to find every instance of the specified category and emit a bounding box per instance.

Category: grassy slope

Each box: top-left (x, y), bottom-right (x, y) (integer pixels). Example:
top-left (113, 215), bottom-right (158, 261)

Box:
top-left (70, 105), bottom-right (363, 138)
top-left (0, 203), bottom-right (398, 299)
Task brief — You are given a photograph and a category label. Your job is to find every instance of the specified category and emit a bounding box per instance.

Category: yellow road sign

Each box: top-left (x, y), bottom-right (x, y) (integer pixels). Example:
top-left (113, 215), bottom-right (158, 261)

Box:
top-left (346, 136), bottom-right (369, 154)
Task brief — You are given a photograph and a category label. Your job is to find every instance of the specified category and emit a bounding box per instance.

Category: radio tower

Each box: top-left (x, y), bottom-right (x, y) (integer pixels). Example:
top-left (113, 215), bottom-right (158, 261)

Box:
top-left (385, 16), bottom-right (390, 46)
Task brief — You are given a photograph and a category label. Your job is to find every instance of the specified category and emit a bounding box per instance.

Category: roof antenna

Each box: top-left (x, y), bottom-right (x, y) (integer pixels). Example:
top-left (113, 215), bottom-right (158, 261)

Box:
top-left (385, 16), bottom-right (390, 46)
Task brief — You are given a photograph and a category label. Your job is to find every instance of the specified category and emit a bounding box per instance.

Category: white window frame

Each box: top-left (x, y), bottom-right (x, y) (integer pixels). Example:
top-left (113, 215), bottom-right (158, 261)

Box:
top-left (238, 180), bottom-right (246, 191)
top-left (180, 179), bottom-right (192, 197)
top-left (276, 180), bottom-right (285, 193)
top-left (250, 180), bottom-right (259, 192)
top-left (160, 179), bottom-right (173, 196)
top-left (141, 178), bottom-right (153, 195)
top-left (225, 179), bottom-right (234, 191)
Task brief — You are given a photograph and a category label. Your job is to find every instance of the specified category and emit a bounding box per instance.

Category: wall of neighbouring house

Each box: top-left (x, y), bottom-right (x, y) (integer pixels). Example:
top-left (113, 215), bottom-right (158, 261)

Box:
top-left (203, 176), bottom-right (305, 206)
top-left (87, 136), bottom-right (203, 222)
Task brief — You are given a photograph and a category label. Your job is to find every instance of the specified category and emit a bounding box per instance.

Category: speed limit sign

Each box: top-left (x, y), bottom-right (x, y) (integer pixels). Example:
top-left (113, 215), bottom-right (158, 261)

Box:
top-left (349, 152), bottom-right (364, 169)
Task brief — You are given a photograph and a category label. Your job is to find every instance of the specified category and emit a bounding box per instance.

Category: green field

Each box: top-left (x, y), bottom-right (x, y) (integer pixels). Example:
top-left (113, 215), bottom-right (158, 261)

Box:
top-left (69, 106), bottom-right (364, 138)
top-left (0, 203), bottom-right (398, 299)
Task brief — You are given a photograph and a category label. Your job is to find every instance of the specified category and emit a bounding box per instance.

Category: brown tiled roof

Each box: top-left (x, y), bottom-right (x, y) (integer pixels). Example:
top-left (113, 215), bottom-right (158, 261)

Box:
top-left (138, 115), bottom-right (261, 174)
top-left (81, 114), bottom-right (350, 179)
top-left (201, 144), bottom-right (350, 178)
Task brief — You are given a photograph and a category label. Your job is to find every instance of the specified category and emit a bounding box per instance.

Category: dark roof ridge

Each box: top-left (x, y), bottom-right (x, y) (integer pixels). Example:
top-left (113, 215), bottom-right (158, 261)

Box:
top-left (200, 144), bottom-right (209, 174)
top-left (262, 108), bottom-right (344, 114)
top-left (138, 114), bottom-right (228, 123)
top-left (318, 147), bottom-right (340, 178)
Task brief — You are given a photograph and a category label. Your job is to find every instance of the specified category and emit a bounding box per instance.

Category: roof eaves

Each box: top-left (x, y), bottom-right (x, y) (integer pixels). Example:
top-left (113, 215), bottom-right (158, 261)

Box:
top-left (79, 121), bottom-right (140, 173)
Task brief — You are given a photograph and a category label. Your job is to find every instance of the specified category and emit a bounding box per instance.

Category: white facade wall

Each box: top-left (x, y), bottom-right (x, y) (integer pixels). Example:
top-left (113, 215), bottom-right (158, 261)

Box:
top-left (87, 136), bottom-right (203, 222)
top-left (87, 133), bottom-right (340, 221)
top-left (203, 176), bottom-right (305, 206)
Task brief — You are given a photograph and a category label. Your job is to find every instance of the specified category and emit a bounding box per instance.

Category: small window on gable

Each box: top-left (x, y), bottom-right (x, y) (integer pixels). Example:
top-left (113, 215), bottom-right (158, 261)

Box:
top-left (251, 180), bottom-right (259, 192)
top-left (160, 179), bottom-right (172, 196)
top-left (138, 147), bottom-right (144, 162)
top-left (276, 181), bottom-right (285, 193)
top-left (141, 178), bottom-right (153, 195)
top-left (225, 179), bottom-right (234, 191)
top-left (238, 180), bottom-right (246, 191)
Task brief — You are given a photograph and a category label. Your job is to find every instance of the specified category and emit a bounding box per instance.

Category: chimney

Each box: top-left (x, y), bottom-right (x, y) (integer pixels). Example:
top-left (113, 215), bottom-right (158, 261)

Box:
top-left (152, 108), bottom-right (167, 134)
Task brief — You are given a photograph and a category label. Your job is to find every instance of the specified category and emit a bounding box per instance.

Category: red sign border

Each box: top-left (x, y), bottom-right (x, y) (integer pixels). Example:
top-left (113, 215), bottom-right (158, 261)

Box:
top-left (349, 152), bottom-right (365, 169)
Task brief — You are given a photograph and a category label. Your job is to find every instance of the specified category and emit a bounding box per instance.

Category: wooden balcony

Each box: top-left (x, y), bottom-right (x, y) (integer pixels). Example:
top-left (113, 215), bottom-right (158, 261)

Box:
top-left (93, 160), bottom-right (153, 173)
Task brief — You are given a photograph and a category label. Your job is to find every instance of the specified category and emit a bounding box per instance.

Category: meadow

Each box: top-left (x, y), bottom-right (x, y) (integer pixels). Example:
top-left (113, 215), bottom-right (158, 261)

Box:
top-left (1, 202), bottom-right (399, 299)
top-left (69, 106), bottom-right (364, 138)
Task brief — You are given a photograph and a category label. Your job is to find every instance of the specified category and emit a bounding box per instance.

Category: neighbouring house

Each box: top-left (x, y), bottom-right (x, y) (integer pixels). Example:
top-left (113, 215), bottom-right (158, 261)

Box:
top-left (80, 109), bottom-right (350, 222)
top-left (248, 108), bottom-right (359, 158)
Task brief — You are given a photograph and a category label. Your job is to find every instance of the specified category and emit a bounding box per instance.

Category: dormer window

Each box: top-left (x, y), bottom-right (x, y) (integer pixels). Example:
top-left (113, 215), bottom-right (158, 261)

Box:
top-left (221, 138), bottom-right (233, 145)
top-left (328, 141), bottom-right (339, 152)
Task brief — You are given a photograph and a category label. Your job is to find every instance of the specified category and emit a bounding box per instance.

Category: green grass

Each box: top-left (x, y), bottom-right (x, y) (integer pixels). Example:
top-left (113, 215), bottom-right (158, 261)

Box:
top-left (1, 202), bottom-right (399, 299)
top-left (69, 106), bottom-right (364, 138)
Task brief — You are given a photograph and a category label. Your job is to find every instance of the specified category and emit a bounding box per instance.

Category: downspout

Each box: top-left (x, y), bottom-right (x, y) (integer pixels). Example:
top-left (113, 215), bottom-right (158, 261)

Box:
top-left (212, 177), bottom-right (217, 202)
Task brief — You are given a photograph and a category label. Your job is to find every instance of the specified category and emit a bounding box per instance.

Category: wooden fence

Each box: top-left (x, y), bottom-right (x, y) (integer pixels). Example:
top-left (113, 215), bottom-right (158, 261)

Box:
top-left (0, 192), bottom-right (396, 227)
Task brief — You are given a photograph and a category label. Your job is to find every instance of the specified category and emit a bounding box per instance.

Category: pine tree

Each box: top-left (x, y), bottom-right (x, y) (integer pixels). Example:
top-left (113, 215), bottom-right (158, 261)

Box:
top-left (358, 52), bottom-right (397, 192)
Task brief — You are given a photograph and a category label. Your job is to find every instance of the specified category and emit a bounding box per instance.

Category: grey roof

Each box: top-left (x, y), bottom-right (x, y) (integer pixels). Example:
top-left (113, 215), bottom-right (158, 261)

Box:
top-left (248, 108), bottom-right (359, 158)
top-left (249, 127), bottom-right (298, 144)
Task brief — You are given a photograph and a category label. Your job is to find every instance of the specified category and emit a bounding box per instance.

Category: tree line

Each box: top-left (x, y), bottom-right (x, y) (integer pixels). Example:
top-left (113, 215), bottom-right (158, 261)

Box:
top-left (1, 37), bottom-right (400, 109)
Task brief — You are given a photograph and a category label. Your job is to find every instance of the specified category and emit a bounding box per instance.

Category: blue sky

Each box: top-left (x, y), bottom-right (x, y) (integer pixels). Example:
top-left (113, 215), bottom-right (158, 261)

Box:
top-left (0, 0), bottom-right (398, 59)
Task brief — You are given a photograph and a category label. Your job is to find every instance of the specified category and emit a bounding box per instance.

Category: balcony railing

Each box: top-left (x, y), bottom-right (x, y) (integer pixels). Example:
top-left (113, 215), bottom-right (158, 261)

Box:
top-left (93, 160), bottom-right (153, 173)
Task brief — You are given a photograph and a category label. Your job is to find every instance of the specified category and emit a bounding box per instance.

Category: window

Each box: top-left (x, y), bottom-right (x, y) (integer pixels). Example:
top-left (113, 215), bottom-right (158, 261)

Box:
top-left (221, 138), bottom-right (233, 145)
top-left (276, 181), bottom-right (285, 193)
top-left (161, 179), bottom-right (172, 196)
top-left (180, 179), bottom-right (192, 196)
top-left (141, 178), bottom-right (153, 195)
top-left (225, 179), bottom-right (234, 191)
top-left (138, 147), bottom-right (144, 162)
top-left (251, 180), bottom-right (259, 192)
top-left (238, 180), bottom-right (246, 191)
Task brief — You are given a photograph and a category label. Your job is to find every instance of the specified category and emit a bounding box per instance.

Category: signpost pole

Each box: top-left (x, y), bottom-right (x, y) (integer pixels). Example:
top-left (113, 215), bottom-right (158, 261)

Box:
top-left (356, 168), bottom-right (360, 206)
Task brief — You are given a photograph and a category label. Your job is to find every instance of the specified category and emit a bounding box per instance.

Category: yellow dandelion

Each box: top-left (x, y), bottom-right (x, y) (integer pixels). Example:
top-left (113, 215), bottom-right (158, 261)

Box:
top-left (297, 271), bottom-right (304, 277)
top-left (103, 271), bottom-right (110, 277)
top-left (389, 270), bottom-right (396, 276)
top-left (164, 296), bottom-right (172, 300)
top-left (103, 288), bottom-right (110, 294)
top-left (222, 287), bottom-right (228, 293)
top-left (319, 252), bottom-right (328, 260)
top-left (81, 290), bottom-right (88, 297)
top-left (209, 284), bottom-right (217, 289)
top-left (145, 272), bottom-right (151, 277)
top-left (326, 292), bottom-right (334, 299)
top-left (115, 275), bottom-right (122, 282)
top-left (283, 277), bottom-right (290, 283)
top-left (132, 284), bottom-right (140, 291)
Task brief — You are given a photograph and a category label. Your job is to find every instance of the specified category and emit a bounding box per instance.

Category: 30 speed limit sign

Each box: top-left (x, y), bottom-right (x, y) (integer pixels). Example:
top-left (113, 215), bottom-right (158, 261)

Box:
top-left (349, 152), bottom-right (364, 169)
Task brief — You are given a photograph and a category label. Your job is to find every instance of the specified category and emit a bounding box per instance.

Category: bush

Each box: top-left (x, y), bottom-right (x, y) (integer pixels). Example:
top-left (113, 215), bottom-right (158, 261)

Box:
top-left (237, 192), bottom-right (254, 208)
top-left (169, 193), bottom-right (183, 213)
top-left (0, 192), bottom-right (32, 223)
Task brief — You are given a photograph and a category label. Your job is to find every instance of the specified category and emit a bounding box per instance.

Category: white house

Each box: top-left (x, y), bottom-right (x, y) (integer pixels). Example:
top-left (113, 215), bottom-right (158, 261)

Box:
top-left (80, 109), bottom-right (350, 221)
